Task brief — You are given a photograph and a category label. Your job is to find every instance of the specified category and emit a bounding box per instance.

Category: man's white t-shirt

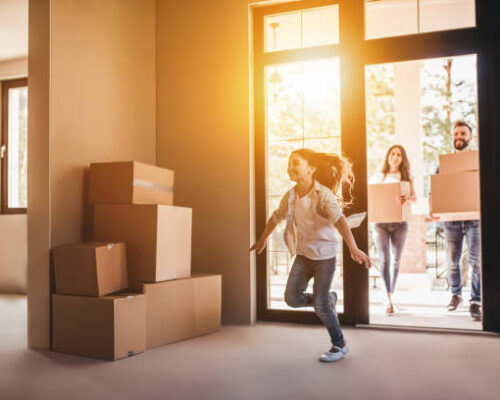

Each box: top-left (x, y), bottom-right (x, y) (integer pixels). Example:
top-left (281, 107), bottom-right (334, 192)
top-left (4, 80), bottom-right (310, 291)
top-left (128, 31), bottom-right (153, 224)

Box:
top-left (293, 190), bottom-right (338, 260)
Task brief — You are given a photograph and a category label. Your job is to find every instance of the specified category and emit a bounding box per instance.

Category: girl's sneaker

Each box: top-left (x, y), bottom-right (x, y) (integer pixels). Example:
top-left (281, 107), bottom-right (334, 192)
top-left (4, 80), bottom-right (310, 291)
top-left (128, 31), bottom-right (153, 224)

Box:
top-left (319, 342), bottom-right (350, 362)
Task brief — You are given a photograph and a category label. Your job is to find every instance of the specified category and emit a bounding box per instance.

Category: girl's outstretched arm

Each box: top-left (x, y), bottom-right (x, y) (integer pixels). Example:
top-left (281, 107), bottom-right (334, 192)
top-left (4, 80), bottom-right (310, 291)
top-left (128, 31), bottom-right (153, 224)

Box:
top-left (249, 218), bottom-right (278, 255)
top-left (250, 191), bottom-right (289, 254)
top-left (334, 217), bottom-right (371, 268)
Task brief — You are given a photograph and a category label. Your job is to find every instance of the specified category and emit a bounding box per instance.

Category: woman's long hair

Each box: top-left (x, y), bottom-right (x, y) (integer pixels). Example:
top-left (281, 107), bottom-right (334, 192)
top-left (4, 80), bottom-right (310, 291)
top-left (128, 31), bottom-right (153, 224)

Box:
top-left (381, 144), bottom-right (411, 182)
top-left (291, 148), bottom-right (355, 209)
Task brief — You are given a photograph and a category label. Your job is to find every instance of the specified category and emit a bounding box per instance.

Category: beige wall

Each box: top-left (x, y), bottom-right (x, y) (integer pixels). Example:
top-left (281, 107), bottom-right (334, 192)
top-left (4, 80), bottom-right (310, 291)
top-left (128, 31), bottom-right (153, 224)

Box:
top-left (0, 59), bottom-right (28, 294)
top-left (28, 0), bottom-right (157, 348)
top-left (49, 0), bottom-right (156, 246)
top-left (0, 58), bottom-right (28, 80)
top-left (156, 0), bottom-right (255, 324)
top-left (0, 215), bottom-right (27, 293)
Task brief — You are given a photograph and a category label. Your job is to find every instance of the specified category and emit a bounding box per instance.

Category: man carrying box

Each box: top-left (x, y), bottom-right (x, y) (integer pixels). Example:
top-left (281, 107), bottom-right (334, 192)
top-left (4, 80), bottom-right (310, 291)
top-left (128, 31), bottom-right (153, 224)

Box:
top-left (430, 121), bottom-right (481, 321)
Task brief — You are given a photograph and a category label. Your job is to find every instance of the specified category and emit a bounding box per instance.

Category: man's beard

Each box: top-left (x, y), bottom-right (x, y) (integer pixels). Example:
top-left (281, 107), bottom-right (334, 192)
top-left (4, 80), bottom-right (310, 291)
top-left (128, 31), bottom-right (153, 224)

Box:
top-left (454, 138), bottom-right (470, 150)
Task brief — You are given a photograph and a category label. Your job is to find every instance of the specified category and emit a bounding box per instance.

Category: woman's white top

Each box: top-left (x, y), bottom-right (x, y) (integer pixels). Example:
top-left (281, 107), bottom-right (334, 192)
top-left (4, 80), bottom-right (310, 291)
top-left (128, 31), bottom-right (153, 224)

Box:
top-left (370, 171), bottom-right (413, 184)
top-left (293, 190), bottom-right (338, 260)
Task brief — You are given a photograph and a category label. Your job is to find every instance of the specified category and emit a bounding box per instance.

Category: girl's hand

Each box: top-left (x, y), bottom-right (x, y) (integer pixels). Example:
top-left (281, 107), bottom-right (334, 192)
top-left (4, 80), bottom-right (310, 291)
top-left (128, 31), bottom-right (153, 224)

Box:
top-left (249, 241), bottom-right (267, 255)
top-left (349, 247), bottom-right (371, 268)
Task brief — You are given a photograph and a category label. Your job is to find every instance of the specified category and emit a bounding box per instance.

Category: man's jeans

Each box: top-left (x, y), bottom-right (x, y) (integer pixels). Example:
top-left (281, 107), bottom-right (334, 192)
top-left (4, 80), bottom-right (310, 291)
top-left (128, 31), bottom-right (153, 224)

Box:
top-left (444, 220), bottom-right (481, 302)
top-left (284, 255), bottom-right (344, 346)
top-left (373, 222), bottom-right (409, 294)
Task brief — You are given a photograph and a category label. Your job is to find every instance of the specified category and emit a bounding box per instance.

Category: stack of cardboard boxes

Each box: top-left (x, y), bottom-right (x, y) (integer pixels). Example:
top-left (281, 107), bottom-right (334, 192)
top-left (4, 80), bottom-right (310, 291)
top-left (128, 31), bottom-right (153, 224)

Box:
top-left (52, 242), bottom-right (146, 360)
top-left (430, 150), bottom-right (480, 221)
top-left (51, 161), bottom-right (221, 360)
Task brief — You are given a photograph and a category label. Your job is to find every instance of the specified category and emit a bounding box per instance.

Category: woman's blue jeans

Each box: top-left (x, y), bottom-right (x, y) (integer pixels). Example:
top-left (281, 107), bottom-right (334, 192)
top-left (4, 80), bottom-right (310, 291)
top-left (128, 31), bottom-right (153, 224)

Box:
top-left (444, 220), bottom-right (481, 302)
top-left (373, 222), bottom-right (409, 294)
top-left (284, 255), bottom-right (344, 346)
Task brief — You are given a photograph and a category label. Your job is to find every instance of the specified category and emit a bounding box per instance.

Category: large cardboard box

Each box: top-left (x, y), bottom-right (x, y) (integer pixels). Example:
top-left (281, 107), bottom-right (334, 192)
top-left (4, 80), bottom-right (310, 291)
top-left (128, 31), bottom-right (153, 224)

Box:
top-left (93, 204), bottom-right (192, 282)
top-left (368, 181), bottom-right (410, 223)
top-left (131, 274), bottom-right (221, 349)
top-left (439, 150), bottom-right (479, 174)
top-left (53, 242), bottom-right (128, 296)
top-left (89, 161), bottom-right (174, 205)
top-left (430, 170), bottom-right (480, 221)
top-left (52, 293), bottom-right (146, 360)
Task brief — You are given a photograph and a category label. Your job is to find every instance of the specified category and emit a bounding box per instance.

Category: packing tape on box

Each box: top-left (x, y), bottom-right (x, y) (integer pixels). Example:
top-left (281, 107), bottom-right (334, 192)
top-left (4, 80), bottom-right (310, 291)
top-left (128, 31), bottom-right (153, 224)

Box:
top-left (133, 178), bottom-right (173, 193)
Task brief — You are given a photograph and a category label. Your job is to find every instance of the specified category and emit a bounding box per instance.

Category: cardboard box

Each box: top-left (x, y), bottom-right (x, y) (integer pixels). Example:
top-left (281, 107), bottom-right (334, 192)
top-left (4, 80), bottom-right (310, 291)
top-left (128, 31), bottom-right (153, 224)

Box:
top-left (439, 150), bottom-right (479, 174)
top-left (368, 181), bottom-right (411, 223)
top-left (53, 242), bottom-right (128, 296)
top-left (131, 274), bottom-right (221, 349)
top-left (52, 293), bottom-right (146, 360)
top-left (93, 204), bottom-right (192, 282)
top-left (89, 161), bottom-right (174, 205)
top-left (430, 170), bottom-right (480, 221)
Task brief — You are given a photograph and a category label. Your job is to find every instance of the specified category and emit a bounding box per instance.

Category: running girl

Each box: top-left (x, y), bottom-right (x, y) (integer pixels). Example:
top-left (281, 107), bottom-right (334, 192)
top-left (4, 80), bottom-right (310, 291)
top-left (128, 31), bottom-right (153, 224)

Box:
top-left (250, 149), bottom-right (370, 362)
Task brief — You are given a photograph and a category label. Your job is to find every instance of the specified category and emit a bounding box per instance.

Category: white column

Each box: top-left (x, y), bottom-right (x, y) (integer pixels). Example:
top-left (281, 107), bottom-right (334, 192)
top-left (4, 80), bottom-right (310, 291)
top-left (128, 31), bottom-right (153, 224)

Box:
top-left (394, 61), bottom-right (424, 200)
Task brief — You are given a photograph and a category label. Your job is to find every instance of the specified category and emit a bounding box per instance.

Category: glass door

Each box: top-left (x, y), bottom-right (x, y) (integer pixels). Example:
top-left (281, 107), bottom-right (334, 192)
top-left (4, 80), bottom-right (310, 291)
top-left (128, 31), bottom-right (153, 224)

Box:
top-left (254, 0), bottom-right (500, 333)
top-left (254, 0), bottom-right (368, 324)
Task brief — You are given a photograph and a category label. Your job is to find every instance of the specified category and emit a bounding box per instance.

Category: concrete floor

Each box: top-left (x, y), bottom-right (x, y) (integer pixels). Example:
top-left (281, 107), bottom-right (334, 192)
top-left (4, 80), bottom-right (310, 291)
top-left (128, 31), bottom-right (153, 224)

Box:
top-left (1, 295), bottom-right (500, 400)
top-left (271, 272), bottom-right (482, 330)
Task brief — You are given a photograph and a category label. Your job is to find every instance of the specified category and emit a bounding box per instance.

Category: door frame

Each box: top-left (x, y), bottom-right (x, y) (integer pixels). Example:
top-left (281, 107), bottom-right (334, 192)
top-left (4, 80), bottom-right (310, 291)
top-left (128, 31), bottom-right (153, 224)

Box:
top-left (253, 0), bottom-right (500, 333)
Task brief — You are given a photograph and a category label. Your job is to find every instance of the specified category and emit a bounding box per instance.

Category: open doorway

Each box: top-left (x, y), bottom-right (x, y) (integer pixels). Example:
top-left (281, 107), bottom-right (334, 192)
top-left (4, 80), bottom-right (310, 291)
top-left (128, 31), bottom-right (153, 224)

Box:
top-left (365, 54), bottom-right (481, 330)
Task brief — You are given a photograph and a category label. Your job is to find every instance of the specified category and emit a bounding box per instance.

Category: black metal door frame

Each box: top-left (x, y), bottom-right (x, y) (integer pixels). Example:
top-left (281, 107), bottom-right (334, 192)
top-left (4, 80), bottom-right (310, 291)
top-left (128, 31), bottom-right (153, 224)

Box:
top-left (253, 0), bottom-right (500, 333)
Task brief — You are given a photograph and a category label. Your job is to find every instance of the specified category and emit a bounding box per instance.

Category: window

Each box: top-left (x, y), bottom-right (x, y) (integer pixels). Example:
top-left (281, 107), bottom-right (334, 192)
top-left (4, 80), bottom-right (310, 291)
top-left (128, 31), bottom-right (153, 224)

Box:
top-left (265, 58), bottom-right (343, 311)
top-left (1, 78), bottom-right (28, 214)
top-left (255, 2), bottom-right (346, 316)
top-left (264, 5), bottom-right (339, 52)
top-left (365, 0), bottom-right (476, 40)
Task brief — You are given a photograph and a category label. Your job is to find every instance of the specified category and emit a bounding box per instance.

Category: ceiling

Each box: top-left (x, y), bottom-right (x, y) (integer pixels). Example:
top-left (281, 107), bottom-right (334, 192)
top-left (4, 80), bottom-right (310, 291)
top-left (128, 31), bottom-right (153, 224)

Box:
top-left (0, 0), bottom-right (28, 62)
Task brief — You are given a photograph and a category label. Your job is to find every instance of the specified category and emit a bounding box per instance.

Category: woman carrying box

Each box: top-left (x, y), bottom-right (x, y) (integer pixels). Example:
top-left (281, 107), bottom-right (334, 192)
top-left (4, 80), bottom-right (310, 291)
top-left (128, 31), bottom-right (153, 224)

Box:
top-left (250, 149), bottom-right (370, 363)
top-left (371, 145), bottom-right (416, 315)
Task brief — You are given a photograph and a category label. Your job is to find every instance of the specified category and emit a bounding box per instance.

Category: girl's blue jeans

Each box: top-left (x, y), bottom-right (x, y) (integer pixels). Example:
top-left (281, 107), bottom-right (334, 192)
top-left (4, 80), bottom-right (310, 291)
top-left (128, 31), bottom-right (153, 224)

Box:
top-left (374, 222), bottom-right (409, 294)
top-left (284, 255), bottom-right (344, 347)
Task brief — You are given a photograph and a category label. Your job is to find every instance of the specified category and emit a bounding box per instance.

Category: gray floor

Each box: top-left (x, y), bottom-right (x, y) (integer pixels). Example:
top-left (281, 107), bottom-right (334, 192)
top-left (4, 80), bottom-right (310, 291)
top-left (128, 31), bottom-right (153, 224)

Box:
top-left (2, 294), bottom-right (500, 400)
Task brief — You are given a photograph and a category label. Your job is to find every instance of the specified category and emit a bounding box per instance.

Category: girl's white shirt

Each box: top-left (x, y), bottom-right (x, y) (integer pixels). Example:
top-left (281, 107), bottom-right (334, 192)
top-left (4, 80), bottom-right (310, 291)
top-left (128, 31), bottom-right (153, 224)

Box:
top-left (294, 191), bottom-right (338, 260)
top-left (271, 180), bottom-right (344, 258)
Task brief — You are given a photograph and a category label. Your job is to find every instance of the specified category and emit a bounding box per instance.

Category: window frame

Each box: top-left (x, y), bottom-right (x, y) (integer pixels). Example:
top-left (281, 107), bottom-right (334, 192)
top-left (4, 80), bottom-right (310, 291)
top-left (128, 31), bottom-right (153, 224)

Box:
top-left (1, 77), bottom-right (28, 215)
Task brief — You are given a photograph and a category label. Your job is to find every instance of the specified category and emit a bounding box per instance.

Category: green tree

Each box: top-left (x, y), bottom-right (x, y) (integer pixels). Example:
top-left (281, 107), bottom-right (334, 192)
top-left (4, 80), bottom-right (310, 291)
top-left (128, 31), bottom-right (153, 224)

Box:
top-left (365, 64), bottom-right (395, 178)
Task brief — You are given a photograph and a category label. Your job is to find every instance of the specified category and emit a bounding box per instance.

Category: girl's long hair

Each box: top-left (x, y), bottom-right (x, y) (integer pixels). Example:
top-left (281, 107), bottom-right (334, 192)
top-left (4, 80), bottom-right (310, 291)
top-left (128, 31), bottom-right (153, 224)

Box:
top-left (381, 144), bottom-right (411, 182)
top-left (291, 148), bottom-right (355, 209)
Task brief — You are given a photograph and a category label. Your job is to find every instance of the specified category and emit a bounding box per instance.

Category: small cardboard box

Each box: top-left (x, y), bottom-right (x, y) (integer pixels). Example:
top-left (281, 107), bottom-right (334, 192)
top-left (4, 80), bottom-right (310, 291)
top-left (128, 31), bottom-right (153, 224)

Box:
top-left (368, 181), bottom-right (411, 223)
top-left (131, 274), bottom-right (221, 349)
top-left (52, 293), bottom-right (146, 360)
top-left (93, 204), bottom-right (192, 282)
top-left (53, 242), bottom-right (127, 296)
top-left (430, 170), bottom-right (480, 221)
top-left (89, 161), bottom-right (174, 205)
top-left (439, 150), bottom-right (479, 174)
